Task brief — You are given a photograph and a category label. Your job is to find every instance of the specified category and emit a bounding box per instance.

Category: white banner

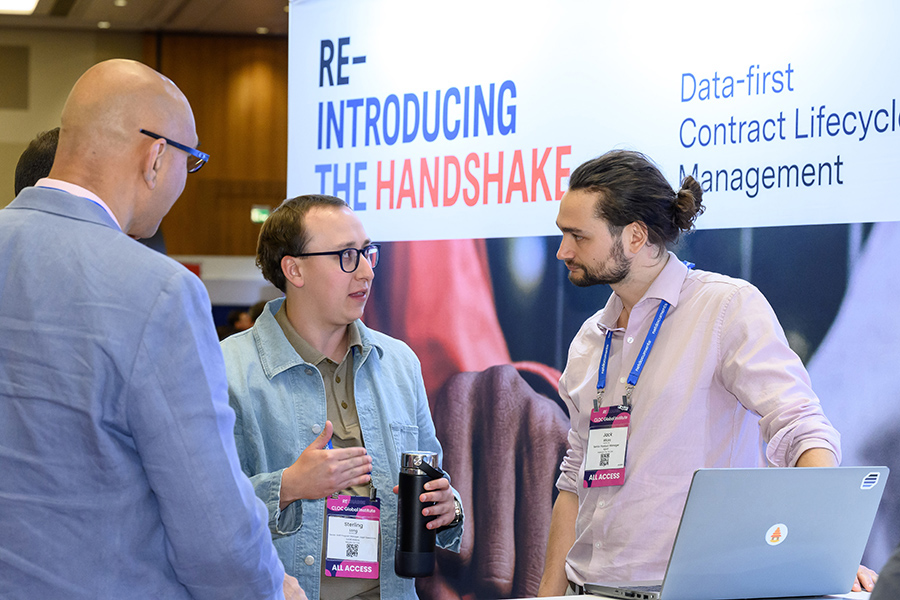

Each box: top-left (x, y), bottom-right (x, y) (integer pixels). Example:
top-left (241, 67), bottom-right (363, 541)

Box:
top-left (288, 0), bottom-right (900, 241)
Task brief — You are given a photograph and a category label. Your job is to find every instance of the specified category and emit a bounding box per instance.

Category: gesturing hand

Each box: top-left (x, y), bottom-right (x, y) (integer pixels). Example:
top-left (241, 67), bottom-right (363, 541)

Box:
top-left (280, 421), bottom-right (373, 509)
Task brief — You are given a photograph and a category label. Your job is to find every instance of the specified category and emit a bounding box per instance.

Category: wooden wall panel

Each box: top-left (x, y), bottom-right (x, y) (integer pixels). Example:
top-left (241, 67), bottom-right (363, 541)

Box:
top-left (144, 34), bottom-right (288, 255)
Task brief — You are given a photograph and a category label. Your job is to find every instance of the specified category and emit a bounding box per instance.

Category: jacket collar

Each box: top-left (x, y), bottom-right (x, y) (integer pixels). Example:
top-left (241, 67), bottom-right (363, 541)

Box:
top-left (8, 186), bottom-right (121, 232)
top-left (253, 297), bottom-right (384, 380)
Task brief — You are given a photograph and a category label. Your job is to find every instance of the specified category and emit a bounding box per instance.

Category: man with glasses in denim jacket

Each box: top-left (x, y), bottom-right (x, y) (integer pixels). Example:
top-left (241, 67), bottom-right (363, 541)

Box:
top-left (0, 60), bottom-right (302, 599)
top-left (221, 195), bottom-right (464, 600)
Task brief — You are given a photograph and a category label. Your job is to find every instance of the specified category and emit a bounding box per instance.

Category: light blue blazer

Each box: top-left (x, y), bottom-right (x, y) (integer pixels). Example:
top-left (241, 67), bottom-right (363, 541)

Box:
top-left (0, 187), bottom-right (285, 600)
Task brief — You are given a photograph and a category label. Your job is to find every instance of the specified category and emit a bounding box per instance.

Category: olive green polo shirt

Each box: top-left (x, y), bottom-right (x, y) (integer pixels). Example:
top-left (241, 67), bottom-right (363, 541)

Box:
top-left (274, 304), bottom-right (380, 600)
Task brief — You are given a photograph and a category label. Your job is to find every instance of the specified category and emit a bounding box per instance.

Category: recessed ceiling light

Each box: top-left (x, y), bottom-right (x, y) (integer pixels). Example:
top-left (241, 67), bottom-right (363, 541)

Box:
top-left (256, 26), bottom-right (269, 35)
top-left (97, 21), bottom-right (111, 29)
top-left (0, 0), bottom-right (40, 15)
top-left (114, 0), bottom-right (127, 6)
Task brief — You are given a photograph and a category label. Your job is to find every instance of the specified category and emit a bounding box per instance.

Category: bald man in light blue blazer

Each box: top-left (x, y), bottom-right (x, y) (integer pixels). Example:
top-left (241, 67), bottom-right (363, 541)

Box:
top-left (0, 59), bottom-right (301, 600)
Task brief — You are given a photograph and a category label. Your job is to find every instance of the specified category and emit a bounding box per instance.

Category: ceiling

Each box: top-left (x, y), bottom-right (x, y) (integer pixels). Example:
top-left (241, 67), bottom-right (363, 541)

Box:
top-left (0, 0), bottom-right (290, 36)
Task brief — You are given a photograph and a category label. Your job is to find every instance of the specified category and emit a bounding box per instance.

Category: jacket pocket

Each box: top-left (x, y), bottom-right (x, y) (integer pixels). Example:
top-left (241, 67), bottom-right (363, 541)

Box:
top-left (390, 422), bottom-right (419, 459)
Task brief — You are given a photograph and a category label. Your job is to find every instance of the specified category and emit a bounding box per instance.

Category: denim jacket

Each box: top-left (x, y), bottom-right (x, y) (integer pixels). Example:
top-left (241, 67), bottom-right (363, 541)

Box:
top-left (221, 299), bottom-right (463, 600)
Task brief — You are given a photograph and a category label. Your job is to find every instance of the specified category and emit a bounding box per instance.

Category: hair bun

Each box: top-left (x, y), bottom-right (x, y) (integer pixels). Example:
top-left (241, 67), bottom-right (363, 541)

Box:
top-left (672, 176), bottom-right (705, 231)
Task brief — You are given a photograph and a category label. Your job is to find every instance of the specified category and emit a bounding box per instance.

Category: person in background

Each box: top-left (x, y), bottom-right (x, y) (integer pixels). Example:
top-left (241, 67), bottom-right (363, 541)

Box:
top-left (0, 59), bottom-right (303, 600)
top-left (221, 194), bottom-right (464, 600)
top-left (538, 149), bottom-right (875, 596)
top-left (233, 309), bottom-right (254, 331)
top-left (218, 308), bottom-right (254, 340)
top-left (14, 127), bottom-right (58, 196)
top-left (13, 123), bottom-right (168, 254)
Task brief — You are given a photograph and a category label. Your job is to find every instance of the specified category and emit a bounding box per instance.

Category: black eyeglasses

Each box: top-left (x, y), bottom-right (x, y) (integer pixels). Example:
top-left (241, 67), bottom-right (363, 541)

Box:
top-left (139, 129), bottom-right (210, 173)
top-left (295, 244), bottom-right (381, 273)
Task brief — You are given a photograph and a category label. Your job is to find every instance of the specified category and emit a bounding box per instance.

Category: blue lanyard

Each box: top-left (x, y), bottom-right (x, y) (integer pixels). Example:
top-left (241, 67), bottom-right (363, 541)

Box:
top-left (595, 300), bottom-right (669, 410)
top-left (595, 260), bottom-right (693, 410)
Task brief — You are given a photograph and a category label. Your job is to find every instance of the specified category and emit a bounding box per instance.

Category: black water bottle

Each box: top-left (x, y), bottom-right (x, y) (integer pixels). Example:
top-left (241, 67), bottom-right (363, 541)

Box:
top-left (395, 451), bottom-right (444, 578)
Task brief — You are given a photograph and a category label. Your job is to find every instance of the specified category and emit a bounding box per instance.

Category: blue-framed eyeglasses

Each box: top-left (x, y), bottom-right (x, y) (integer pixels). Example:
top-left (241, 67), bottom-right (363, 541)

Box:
top-left (139, 129), bottom-right (210, 173)
top-left (295, 244), bottom-right (381, 273)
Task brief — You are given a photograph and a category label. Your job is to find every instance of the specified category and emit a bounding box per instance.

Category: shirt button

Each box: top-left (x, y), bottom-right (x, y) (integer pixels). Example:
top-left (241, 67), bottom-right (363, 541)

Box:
top-left (595, 542), bottom-right (602, 549)
top-left (341, 401), bottom-right (348, 409)
top-left (598, 501), bottom-right (605, 507)
top-left (619, 377), bottom-right (626, 384)
top-left (626, 336), bottom-right (634, 344)
top-left (305, 368), bottom-right (314, 376)
top-left (311, 424), bottom-right (322, 434)
top-left (304, 555), bottom-right (315, 566)
top-left (336, 375), bottom-right (342, 383)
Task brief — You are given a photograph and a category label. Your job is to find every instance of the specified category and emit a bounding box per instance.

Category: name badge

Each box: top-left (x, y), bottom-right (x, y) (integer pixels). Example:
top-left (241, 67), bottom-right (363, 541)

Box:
top-left (324, 495), bottom-right (380, 579)
top-left (583, 405), bottom-right (631, 487)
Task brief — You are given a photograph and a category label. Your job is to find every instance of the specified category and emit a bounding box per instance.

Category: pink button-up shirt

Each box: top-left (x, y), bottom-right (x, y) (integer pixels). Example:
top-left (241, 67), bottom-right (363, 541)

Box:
top-left (557, 253), bottom-right (841, 585)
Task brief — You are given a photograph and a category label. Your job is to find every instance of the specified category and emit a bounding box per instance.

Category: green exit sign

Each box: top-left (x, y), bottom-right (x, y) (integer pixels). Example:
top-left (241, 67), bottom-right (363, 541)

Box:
top-left (250, 205), bottom-right (271, 224)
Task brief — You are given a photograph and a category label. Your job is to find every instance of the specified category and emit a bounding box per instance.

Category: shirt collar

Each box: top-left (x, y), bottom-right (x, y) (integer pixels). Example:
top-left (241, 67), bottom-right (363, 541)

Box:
top-left (597, 251), bottom-right (688, 332)
top-left (252, 298), bottom-right (383, 379)
top-left (643, 251), bottom-right (688, 308)
top-left (273, 301), bottom-right (363, 365)
top-left (35, 178), bottom-right (122, 231)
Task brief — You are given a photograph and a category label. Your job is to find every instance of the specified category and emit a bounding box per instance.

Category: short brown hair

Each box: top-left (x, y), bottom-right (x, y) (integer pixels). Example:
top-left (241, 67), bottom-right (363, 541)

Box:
top-left (256, 194), bottom-right (348, 292)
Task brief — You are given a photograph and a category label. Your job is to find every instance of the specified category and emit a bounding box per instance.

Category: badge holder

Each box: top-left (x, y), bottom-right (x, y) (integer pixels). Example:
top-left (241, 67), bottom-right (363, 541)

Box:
top-left (324, 492), bottom-right (381, 579)
top-left (584, 400), bottom-right (631, 487)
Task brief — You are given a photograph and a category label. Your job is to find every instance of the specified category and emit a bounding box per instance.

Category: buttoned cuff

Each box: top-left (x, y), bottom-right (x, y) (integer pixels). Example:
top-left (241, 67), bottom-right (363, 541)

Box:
top-left (254, 468), bottom-right (302, 537)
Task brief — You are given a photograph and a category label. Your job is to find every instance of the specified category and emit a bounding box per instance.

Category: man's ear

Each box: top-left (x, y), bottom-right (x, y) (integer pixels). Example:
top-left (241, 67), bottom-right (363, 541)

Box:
top-left (281, 255), bottom-right (304, 289)
top-left (142, 139), bottom-right (166, 190)
top-left (623, 221), bottom-right (649, 254)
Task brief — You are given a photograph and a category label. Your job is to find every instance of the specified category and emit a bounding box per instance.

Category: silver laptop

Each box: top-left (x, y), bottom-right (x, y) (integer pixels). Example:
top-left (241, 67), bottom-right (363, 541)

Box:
top-left (585, 466), bottom-right (888, 600)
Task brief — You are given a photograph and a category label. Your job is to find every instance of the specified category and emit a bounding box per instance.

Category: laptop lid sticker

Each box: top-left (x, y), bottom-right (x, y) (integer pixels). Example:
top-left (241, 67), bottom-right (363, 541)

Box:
top-left (861, 471), bottom-right (881, 489)
top-left (766, 523), bottom-right (788, 546)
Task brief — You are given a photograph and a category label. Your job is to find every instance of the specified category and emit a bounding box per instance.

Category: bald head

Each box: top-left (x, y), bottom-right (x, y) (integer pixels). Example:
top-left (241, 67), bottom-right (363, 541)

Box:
top-left (59, 59), bottom-right (193, 153)
top-left (50, 59), bottom-right (199, 239)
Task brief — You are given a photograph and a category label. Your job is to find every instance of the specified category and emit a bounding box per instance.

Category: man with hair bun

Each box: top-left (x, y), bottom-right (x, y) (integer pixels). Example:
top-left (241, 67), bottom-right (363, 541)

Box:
top-left (538, 150), bottom-right (874, 595)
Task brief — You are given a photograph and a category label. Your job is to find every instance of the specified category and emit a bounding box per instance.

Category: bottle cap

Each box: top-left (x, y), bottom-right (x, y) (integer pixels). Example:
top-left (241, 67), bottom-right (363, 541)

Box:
top-left (400, 451), bottom-right (438, 475)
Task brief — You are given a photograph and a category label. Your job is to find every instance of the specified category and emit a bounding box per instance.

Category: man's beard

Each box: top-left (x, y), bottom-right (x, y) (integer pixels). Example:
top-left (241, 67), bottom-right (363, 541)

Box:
top-left (567, 237), bottom-right (631, 287)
